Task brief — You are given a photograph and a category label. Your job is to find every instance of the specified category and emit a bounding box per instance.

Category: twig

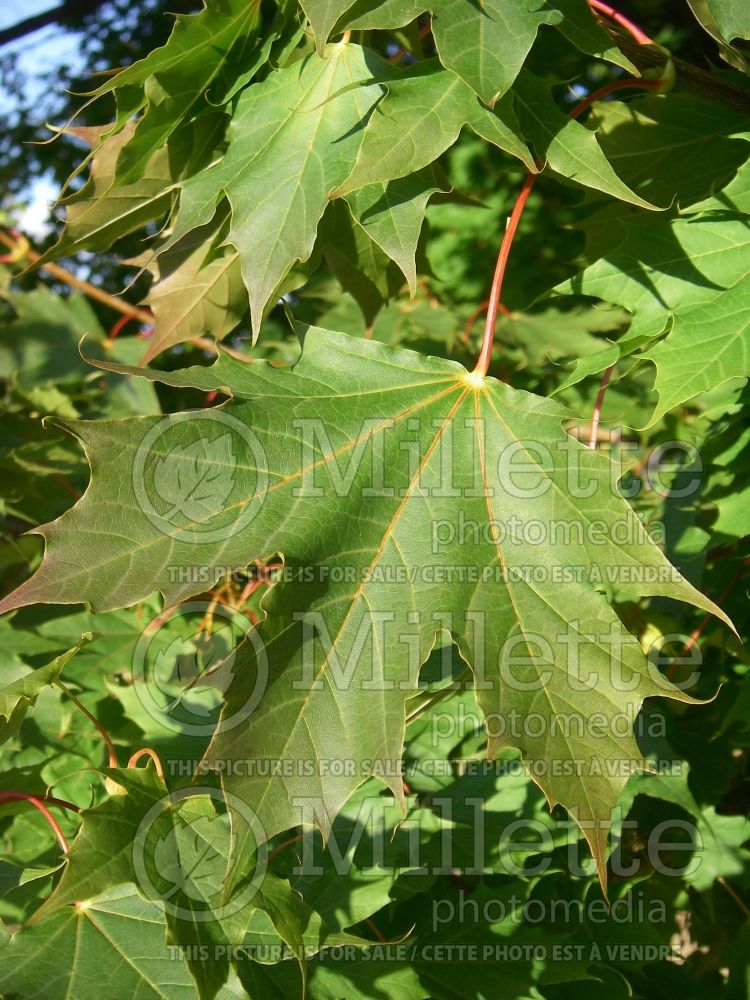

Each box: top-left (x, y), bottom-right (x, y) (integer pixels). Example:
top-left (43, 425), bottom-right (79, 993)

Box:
top-left (0, 228), bottom-right (251, 362)
top-left (593, 20), bottom-right (750, 114)
top-left (0, 229), bottom-right (153, 325)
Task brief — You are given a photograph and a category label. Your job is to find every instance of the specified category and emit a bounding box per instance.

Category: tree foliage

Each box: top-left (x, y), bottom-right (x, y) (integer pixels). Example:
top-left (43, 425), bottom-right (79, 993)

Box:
top-left (0, 2), bottom-right (749, 998)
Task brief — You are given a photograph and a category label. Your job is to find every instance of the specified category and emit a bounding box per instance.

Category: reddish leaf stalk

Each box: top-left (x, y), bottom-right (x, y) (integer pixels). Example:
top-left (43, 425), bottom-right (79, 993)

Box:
top-left (472, 77), bottom-right (663, 378)
top-left (0, 791), bottom-right (74, 852)
top-left (472, 172), bottom-right (537, 376)
top-left (665, 556), bottom-right (750, 680)
top-left (588, 0), bottom-right (654, 45)
top-left (366, 918), bottom-right (387, 943)
top-left (126, 747), bottom-right (165, 779)
top-left (107, 313), bottom-right (137, 339)
top-left (0, 790), bottom-right (80, 812)
top-left (57, 681), bottom-right (119, 769)
top-left (567, 76), bottom-right (663, 121)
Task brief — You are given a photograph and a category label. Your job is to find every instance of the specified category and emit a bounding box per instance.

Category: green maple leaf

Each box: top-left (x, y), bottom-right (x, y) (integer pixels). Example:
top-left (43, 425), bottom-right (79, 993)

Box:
top-left (0, 328), bottom-right (731, 886)
top-left (244, 871), bottom-right (373, 991)
top-left (44, 113), bottom-right (229, 262)
top-left (153, 433), bottom-right (237, 524)
top-left (331, 60), bottom-right (533, 200)
top-left (555, 157), bottom-right (750, 423)
top-left (621, 764), bottom-right (750, 892)
top-left (87, 0), bottom-right (263, 185)
top-left (587, 92), bottom-right (749, 207)
top-left (239, 880), bottom-right (594, 998)
top-left (307, 0), bottom-right (632, 104)
top-left (687, 0), bottom-right (750, 73)
top-left (319, 200), bottom-right (407, 326)
top-left (690, 0), bottom-right (750, 40)
top-left (153, 45), bottom-right (534, 340)
top-left (0, 635), bottom-right (93, 746)
top-left (157, 41), bottom-right (394, 339)
top-left (344, 168), bottom-right (443, 296)
top-left (26, 768), bottom-right (253, 999)
top-left (21, 766), bottom-right (362, 999)
top-left (139, 223), bottom-right (247, 364)
top-left (511, 73), bottom-right (660, 211)
top-left (0, 884), bottom-right (200, 1000)
top-left (333, 64), bottom-right (655, 211)
top-left (152, 808), bottom-right (232, 908)
top-left (44, 121), bottom-right (175, 260)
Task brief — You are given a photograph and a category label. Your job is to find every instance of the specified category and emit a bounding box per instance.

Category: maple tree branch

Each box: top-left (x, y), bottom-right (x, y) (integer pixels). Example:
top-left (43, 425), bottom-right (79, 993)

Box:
top-left (0, 0), bottom-right (107, 47)
top-left (1, 229), bottom-right (252, 361)
top-left (592, 15), bottom-right (750, 114)
top-left (0, 229), bottom-right (153, 325)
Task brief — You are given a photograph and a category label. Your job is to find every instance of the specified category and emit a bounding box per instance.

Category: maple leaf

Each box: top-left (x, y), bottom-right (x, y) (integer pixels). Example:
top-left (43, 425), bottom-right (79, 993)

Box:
top-left (332, 63), bottom-right (654, 211)
top-left (153, 433), bottom-right (237, 524)
top-left (153, 814), bottom-right (230, 904)
top-left (0, 884), bottom-right (200, 1000)
top-left (308, 0), bottom-right (632, 104)
top-left (138, 223), bottom-right (248, 364)
top-left (554, 155), bottom-right (750, 421)
top-left (86, 0), bottom-right (263, 185)
top-left (0, 329), bottom-right (730, 885)
top-left (156, 41), bottom-right (392, 339)
top-left (687, 0), bottom-right (750, 73)
top-left (0, 635), bottom-right (92, 746)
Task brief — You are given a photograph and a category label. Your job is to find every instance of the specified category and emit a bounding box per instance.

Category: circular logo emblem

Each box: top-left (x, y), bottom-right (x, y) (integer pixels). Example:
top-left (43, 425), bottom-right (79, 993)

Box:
top-left (132, 786), bottom-right (268, 922)
top-left (132, 601), bottom-right (268, 737)
top-left (132, 409), bottom-right (268, 544)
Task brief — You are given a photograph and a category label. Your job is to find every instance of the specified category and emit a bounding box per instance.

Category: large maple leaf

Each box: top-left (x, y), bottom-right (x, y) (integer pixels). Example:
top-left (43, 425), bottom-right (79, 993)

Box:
top-left (0, 329), bottom-right (729, 883)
